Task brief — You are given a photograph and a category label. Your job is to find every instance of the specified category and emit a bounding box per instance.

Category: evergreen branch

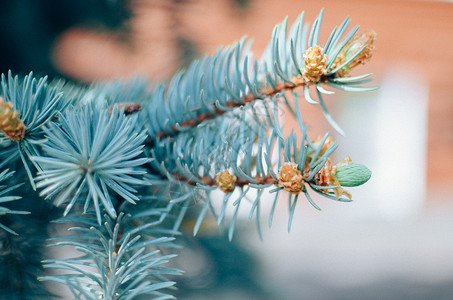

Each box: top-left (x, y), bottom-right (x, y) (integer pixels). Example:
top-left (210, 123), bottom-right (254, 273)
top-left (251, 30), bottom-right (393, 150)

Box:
top-left (33, 103), bottom-right (149, 225)
top-left (0, 169), bottom-right (29, 235)
top-left (41, 212), bottom-right (181, 300)
top-left (0, 8), bottom-right (377, 298)
top-left (148, 95), bottom-right (371, 239)
top-left (0, 71), bottom-right (72, 188)
top-left (0, 182), bottom-right (57, 299)
top-left (139, 10), bottom-right (376, 142)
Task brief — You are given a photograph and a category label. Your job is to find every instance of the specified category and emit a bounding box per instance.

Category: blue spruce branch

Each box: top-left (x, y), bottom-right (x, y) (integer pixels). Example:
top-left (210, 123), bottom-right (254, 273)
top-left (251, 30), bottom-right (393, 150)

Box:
top-left (0, 8), bottom-right (377, 299)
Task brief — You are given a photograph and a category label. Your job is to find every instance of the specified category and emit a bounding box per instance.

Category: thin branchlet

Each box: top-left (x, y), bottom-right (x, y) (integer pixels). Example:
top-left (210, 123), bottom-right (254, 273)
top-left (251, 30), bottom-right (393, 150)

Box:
top-left (154, 73), bottom-right (327, 140)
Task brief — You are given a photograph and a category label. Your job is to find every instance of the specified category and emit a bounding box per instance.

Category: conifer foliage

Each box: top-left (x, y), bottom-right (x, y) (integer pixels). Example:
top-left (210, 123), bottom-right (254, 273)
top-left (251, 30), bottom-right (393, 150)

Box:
top-left (0, 10), bottom-right (376, 299)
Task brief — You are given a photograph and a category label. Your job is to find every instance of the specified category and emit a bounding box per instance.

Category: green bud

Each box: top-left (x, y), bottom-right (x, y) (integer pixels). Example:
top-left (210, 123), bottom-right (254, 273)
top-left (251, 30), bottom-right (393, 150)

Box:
top-left (335, 162), bottom-right (371, 187)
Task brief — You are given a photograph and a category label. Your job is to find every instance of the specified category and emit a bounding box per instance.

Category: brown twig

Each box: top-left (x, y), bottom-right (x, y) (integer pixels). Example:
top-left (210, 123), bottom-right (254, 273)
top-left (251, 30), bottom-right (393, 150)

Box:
top-left (172, 173), bottom-right (278, 188)
top-left (154, 74), bottom-right (310, 140)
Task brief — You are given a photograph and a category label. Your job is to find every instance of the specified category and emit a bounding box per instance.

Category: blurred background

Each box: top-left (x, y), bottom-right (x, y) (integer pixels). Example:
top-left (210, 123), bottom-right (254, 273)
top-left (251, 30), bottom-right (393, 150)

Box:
top-left (2, 0), bottom-right (453, 299)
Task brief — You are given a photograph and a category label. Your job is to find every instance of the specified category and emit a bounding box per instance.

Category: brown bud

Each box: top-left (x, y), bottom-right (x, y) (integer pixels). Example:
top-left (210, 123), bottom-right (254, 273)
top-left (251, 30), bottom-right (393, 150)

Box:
top-left (277, 162), bottom-right (307, 194)
top-left (0, 97), bottom-right (26, 141)
top-left (215, 170), bottom-right (237, 193)
top-left (303, 45), bottom-right (328, 84)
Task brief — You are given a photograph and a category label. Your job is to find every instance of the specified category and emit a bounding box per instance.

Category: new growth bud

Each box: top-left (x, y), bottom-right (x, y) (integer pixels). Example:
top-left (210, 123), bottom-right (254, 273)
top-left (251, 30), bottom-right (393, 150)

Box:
top-left (335, 162), bottom-right (372, 187)
top-left (314, 156), bottom-right (371, 199)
